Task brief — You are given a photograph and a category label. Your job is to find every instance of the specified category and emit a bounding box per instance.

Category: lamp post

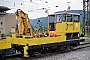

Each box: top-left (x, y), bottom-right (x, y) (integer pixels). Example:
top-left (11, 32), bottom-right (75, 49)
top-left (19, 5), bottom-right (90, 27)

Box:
top-left (37, 20), bottom-right (42, 32)
top-left (67, 2), bottom-right (71, 12)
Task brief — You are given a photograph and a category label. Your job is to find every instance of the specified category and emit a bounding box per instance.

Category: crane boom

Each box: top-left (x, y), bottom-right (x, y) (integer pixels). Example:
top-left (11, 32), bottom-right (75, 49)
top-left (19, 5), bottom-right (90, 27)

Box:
top-left (15, 9), bottom-right (34, 36)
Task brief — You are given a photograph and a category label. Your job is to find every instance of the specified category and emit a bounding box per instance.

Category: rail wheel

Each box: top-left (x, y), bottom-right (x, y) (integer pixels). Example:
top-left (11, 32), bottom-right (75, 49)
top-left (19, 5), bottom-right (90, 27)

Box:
top-left (0, 54), bottom-right (6, 60)
top-left (58, 45), bottom-right (67, 51)
top-left (70, 46), bottom-right (75, 50)
top-left (33, 49), bottom-right (42, 56)
top-left (20, 49), bottom-right (24, 56)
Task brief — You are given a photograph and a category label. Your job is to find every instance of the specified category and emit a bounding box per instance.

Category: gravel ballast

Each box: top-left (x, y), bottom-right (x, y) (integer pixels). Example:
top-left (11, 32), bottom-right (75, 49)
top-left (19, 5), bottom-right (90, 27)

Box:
top-left (7, 46), bottom-right (90, 60)
top-left (33, 46), bottom-right (90, 60)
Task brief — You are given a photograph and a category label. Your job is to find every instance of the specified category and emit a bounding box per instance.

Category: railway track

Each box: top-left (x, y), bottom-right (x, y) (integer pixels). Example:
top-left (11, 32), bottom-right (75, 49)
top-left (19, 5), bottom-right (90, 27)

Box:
top-left (6, 42), bottom-right (90, 60)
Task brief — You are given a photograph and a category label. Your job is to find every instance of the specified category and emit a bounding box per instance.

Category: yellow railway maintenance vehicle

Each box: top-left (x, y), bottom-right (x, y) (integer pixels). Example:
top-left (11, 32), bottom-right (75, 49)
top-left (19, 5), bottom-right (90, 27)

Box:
top-left (12, 10), bottom-right (84, 57)
top-left (0, 32), bottom-right (14, 59)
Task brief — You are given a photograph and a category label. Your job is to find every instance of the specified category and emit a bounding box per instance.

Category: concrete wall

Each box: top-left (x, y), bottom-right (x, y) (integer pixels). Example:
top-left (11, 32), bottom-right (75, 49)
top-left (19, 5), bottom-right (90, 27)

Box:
top-left (0, 15), bottom-right (6, 33)
top-left (5, 13), bottom-right (16, 34)
top-left (0, 13), bottom-right (16, 34)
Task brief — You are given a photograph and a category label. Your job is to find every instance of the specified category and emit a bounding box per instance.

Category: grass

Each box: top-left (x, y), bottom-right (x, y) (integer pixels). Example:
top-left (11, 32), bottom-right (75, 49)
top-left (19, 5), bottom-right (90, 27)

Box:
top-left (85, 39), bottom-right (90, 42)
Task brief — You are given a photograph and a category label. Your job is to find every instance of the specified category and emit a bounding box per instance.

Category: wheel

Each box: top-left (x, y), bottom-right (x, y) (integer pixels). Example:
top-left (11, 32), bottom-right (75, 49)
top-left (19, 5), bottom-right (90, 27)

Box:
top-left (66, 45), bottom-right (71, 50)
top-left (0, 54), bottom-right (6, 60)
top-left (58, 45), bottom-right (67, 51)
top-left (33, 49), bottom-right (42, 56)
top-left (70, 46), bottom-right (75, 50)
top-left (20, 50), bottom-right (24, 56)
top-left (34, 51), bottom-right (41, 56)
top-left (27, 50), bottom-right (34, 57)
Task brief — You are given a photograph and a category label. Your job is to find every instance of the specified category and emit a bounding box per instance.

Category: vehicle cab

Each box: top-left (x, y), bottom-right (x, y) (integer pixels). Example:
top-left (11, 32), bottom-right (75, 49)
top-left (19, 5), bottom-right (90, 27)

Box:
top-left (48, 12), bottom-right (80, 40)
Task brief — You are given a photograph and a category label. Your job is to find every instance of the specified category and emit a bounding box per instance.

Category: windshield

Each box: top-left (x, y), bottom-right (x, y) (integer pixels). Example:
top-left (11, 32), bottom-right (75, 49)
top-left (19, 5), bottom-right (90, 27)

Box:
top-left (49, 15), bottom-right (55, 23)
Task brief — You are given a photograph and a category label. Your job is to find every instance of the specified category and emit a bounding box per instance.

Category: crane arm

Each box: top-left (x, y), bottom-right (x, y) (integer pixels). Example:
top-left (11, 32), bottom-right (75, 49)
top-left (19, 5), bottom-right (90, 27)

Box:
top-left (15, 9), bottom-right (34, 36)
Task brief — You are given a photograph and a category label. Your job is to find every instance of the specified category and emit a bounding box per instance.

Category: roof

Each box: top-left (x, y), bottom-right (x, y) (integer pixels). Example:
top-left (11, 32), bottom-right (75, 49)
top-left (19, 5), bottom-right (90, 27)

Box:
top-left (0, 12), bottom-right (6, 15)
top-left (49, 12), bottom-right (80, 15)
top-left (0, 6), bottom-right (11, 12)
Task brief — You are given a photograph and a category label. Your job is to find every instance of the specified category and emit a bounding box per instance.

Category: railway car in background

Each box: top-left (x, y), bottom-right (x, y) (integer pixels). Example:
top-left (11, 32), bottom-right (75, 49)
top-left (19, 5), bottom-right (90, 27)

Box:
top-left (11, 11), bottom-right (84, 57)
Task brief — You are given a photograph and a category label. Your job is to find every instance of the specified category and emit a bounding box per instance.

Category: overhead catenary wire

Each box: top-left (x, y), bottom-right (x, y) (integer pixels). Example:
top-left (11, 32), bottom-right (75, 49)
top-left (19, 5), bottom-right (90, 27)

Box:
top-left (0, 0), bottom-right (40, 13)
top-left (0, 0), bottom-right (83, 14)
top-left (0, 0), bottom-right (49, 9)
top-left (1, 0), bottom-right (82, 9)
top-left (0, 0), bottom-right (45, 7)
top-left (3, 1), bottom-right (45, 12)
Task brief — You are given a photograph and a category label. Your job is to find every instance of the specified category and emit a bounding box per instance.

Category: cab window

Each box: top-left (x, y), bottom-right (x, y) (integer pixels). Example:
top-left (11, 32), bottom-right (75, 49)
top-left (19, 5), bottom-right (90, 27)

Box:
top-left (67, 14), bottom-right (72, 22)
top-left (50, 15), bottom-right (55, 23)
top-left (49, 15), bottom-right (55, 31)
top-left (73, 15), bottom-right (79, 22)
top-left (56, 15), bottom-right (62, 22)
